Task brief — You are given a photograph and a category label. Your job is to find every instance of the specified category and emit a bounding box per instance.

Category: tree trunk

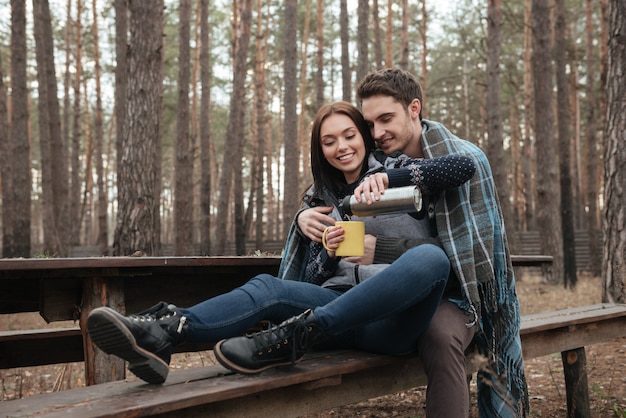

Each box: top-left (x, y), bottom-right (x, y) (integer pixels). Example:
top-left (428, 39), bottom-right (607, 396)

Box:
top-left (254, 0), bottom-right (269, 251)
top-left (420, 0), bottom-right (428, 118)
top-left (199, 0), bottom-right (212, 255)
top-left (33, 0), bottom-right (69, 256)
top-left (340, 0), bottom-right (351, 101)
top-left (315, 0), bottom-right (325, 110)
top-left (174, 0), bottom-right (193, 256)
top-left (282, 0), bottom-right (299, 242)
top-left (32, 0), bottom-right (59, 256)
top-left (532, 0), bottom-right (563, 283)
top-left (9, 0), bottom-right (31, 257)
top-left (297, 0), bottom-right (312, 191)
top-left (486, 0), bottom-right (515, 251)
top-left (115, 0), bottom-right (128, 206)
top-left (113, 0), bottom-right (164, 256)
top-left (584, 0), bottom-right (602, 277)
top-left (372, 0), bottom-right (383, 70)
top-left (385, 0), bottom-right (393, 67)
top-left (215, 0), bottom-right (253, 255)
top-left (0, 53), bottom-right (13, 258)
top-left (523, 0), bottom-right (535, 232)
top-left (602, 0), bottom-right (626, 304)
top-left (399, 0), bottom-right (408, 69)
top-left (92, 0), bottom-right (108, 255)
top-left (555, 0), bottom-right (577, 288)
top-left (70, 0), bottom-right (83, 247)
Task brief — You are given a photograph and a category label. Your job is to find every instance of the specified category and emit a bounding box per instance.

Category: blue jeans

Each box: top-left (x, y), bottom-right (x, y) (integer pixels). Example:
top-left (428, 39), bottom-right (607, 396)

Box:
top-left (179, 244), bottom-right (449, 355)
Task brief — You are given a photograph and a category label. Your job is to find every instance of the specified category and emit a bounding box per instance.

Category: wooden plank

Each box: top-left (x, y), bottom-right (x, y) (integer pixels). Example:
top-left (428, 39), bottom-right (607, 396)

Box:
top-left (520, 303), bottom-right (626, 334)
top-left (0, 328), bottom-right (83, 368)
top-left (0, 350), bottom-right (402, 418)
top-left (510, 255), bottom-right (553, 266)
top-left (520, 316), bottom-right (626, 359)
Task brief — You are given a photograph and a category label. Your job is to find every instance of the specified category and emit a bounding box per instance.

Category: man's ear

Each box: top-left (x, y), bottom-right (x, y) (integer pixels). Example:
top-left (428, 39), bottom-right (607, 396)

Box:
top-left (409, 99), bottom-right (421, 120)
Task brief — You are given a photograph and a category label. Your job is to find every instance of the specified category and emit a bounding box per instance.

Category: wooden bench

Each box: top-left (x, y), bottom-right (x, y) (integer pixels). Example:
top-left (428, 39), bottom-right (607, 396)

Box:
top-left (2, 303), bottom-right (625, 418)
top-left (0, 255), bottom-right (552, 370)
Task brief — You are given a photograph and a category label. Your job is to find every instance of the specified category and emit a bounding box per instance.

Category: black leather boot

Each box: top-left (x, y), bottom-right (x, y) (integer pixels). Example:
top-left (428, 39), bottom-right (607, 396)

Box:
top-left (86, 302), bottom-right (187, 384)
top-left (214, 309), bottom-right (326, 375)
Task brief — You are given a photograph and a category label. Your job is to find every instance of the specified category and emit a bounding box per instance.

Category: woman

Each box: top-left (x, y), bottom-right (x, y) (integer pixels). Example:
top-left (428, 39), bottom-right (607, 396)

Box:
top-left (87, 102), bottom-right (470, 383)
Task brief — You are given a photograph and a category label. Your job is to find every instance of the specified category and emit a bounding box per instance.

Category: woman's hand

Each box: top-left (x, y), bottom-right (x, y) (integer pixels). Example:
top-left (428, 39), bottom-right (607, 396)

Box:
top-left (297, 207), bottom-right (336, 242)
top-left (353, 173), bottom-right (389, 205)
top-left (321, 225), bottom-right (345, 258)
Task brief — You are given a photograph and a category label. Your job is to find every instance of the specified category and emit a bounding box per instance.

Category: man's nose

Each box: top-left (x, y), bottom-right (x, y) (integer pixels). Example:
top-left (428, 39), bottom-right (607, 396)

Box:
top-left (372, 124), bottom-right (384, 140)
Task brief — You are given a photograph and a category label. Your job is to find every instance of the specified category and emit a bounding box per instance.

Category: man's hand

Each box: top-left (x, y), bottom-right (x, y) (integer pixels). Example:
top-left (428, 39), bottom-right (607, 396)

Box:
top-left (344, 234), bottom-right (376, 265)
top-left (297, 207), bottom-right (336, 242)
top-left (353, 173), bottom-right (389, 205)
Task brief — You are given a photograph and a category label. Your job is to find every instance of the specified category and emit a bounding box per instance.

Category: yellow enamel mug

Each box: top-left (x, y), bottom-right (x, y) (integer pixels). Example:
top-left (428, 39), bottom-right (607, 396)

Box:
top-left (321, 221), bottom-right (365, 256)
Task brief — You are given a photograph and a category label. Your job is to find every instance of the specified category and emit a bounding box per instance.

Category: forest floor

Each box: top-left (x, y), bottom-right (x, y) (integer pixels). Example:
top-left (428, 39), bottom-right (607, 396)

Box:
top-left (1, 271), bottom-right (625, 417)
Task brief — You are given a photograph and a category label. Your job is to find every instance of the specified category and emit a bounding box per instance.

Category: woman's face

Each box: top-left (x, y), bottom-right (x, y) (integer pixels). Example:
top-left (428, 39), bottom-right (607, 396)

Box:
top-left (319, 113), bottom-right (367, 184)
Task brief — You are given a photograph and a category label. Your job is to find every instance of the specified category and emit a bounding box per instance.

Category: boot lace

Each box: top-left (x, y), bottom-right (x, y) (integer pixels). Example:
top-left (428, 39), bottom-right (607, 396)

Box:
top-left (250, 313), bottom-right (312, 365)
top-left (128, 302), bottom-right (186, 334)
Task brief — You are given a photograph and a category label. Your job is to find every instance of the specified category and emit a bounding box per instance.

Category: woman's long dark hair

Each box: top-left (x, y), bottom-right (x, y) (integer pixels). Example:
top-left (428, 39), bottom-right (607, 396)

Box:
top-left (309, 101), bottom-right (376, 197)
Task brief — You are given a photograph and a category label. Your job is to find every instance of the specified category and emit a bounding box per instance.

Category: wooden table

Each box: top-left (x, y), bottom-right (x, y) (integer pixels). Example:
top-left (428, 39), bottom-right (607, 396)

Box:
top-left (0, 256), bottom-right (282, 321)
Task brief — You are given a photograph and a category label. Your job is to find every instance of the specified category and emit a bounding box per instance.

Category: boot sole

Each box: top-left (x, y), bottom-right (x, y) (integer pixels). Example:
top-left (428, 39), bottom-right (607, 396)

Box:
top-left (87, 307), bottom-right (169, 384)
top-left (213, 339), bottom-right (301, 375)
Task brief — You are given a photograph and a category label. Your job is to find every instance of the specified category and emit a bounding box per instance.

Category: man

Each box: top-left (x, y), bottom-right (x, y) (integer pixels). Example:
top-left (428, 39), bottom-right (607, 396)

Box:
top-left (354, 68), bottom-right (528, 417)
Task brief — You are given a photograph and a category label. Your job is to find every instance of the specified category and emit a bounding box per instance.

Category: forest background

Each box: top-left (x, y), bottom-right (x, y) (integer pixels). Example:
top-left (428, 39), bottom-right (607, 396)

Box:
top-left (0, 0), bottom-right (624, 301)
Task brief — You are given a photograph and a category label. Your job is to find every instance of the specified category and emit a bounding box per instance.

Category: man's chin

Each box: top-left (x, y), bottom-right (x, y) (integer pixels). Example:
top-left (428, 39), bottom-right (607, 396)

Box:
top-left (378, 144), bottom-right (399, 155)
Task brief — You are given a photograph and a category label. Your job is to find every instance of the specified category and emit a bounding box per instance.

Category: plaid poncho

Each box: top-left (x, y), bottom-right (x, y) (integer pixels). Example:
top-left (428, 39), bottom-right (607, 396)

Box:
top-left (415, 119), bottom-right (528, 417)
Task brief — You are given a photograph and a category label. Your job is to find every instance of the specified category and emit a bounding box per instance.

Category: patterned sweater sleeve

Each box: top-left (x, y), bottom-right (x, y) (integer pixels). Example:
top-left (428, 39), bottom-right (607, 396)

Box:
top-left (386, 155), bottom-right (476, 195)
top-left (303, 240), bottom-right (339, 285)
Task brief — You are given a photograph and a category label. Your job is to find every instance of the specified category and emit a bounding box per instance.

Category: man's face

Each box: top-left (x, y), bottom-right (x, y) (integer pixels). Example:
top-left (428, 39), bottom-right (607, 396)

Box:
top-left (361, 95), bottom-right (422, 158)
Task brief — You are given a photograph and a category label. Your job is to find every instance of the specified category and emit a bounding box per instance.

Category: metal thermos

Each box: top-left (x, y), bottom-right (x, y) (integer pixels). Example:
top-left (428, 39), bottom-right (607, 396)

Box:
top-left (341, 186), bottom-right (423, 217)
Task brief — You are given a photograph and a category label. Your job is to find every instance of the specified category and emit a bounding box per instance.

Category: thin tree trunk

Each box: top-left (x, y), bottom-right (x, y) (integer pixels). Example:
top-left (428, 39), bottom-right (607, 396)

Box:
top-left (523, 0), bottom-right (535, 231)
top-left (115, 0), bottom-right (128, 205)
top-left (372, 0), bottom-right (383, 69)
top-left (282, 0), bottom-right (299, 241)
top-left (92, 0), bottom-right (108, 255)
top-left (32, 0), bottom-right (59, 256)
top-left (0, 53), bottom-right (13, 257)
top-left (199, 0), bottom-right (212, 255)
top-left (10, 0), bottom-right (31, 257)
top-left (70, 0), bottom-right (83, 247)
top-left (399, 0), bottom-right (408, 69)
top-left (486, 0), bottom-right (515, 252)
top-left (174, 0), bottom-right (193, 256)
top-left (315, 0), bottom-right (325, 110)
top-left (555, 0), bottom-right (577, 288)
top-left (216, 0), bottom-right (253, 254)
top-left (297, 0), bottom-right (312, 191)
top-left (254, 0), bottom-right (269, 250)
top-left (602, 0), bottom-right (626, 303)
top-left (584, 0), bottom-right (602, 277)
top-left (385, 0), bottom-right (393, 67)
top-left (420, 0), bottom-right (428, 118)
top-left (340, 0), bottom-right (351, 101)
top-left (532, 0), bottom-right (563, 283)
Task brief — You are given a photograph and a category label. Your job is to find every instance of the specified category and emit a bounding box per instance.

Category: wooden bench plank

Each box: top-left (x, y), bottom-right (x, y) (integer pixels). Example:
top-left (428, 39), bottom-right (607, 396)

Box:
top-left (520, 303), bottom-right (626, 360)
top-left (0, 350), bottom-right (406, 418)
top-left (0, 328), bottom-right (84, 368)
top-left (2, 304), bottom-right (625, 418)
